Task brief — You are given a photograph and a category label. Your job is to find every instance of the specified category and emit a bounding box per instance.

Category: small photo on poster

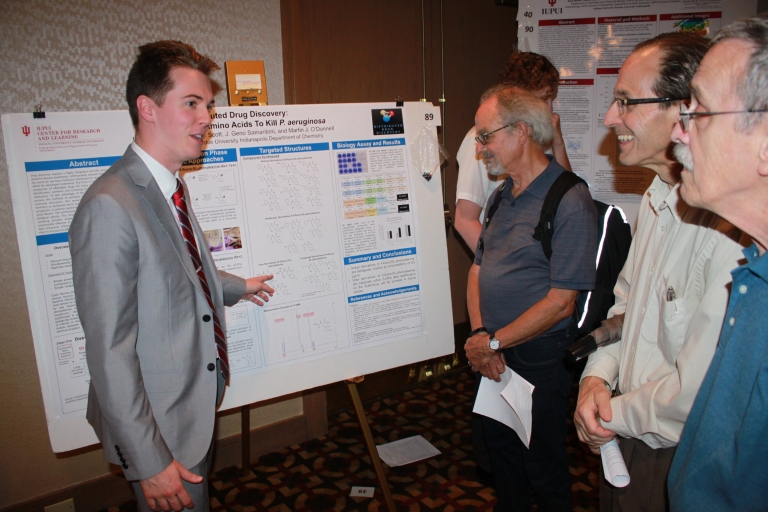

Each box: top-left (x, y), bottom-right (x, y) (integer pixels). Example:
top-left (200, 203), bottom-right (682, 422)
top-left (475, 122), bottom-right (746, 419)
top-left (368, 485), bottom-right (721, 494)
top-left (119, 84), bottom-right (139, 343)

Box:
top-left (336, 150), bottom-right (369, 174)
top-left (224, 226), bottom-right (242, 250)
top-left (205, 229), bottom-right (224, 253)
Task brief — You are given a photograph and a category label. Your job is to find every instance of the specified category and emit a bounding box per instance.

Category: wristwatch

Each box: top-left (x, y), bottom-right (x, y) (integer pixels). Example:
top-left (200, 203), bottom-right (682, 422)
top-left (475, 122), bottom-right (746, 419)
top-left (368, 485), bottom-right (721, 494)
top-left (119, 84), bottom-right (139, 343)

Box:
top-left (488, 332), bottom-right (501, 351)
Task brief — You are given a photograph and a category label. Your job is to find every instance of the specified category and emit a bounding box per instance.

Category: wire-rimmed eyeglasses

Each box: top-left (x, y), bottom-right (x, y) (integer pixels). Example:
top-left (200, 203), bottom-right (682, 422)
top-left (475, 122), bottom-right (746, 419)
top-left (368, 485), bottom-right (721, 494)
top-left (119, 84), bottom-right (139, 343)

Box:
top-left (475, 124), bottom-right (514, 145)
top-left (613, 97), bottom-right (686, 115)
top-left (678, 102), bottom-right (768, 132)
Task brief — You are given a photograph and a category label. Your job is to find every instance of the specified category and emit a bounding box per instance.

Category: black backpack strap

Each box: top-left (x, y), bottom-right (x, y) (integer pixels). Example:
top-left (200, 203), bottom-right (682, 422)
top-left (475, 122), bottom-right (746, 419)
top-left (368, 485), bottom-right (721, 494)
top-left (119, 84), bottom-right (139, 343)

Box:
top-left (532, 171), bottom-right (587, 260)
top-left (477, 180), bottom-right (507, 252)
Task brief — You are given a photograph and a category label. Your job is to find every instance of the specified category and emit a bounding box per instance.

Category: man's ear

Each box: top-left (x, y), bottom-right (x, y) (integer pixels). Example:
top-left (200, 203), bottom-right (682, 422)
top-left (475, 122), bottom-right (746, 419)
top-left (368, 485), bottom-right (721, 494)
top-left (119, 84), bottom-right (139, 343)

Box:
top-left (513, 122), bottom-right (528, 145)
top-left (136, 95), bottom-right (156, 125)
top-left (758, 124), bottom-right (768, 177)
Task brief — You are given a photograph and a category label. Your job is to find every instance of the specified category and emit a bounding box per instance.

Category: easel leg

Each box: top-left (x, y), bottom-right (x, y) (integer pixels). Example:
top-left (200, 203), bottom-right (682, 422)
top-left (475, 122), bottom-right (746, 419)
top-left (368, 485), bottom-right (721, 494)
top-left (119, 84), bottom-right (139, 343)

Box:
top-left (346, 378), bottom-right (397, 512)
top-left (241, 405), bottom-right (250, 476)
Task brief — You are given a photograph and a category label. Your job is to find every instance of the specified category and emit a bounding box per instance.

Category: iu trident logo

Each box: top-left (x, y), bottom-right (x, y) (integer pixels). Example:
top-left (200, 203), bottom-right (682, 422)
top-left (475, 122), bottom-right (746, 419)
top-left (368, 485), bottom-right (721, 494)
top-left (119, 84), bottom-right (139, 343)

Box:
top-left (22, 126), bottom-right (31, 137)
top-left (549, 0), bottom-right (556, 5)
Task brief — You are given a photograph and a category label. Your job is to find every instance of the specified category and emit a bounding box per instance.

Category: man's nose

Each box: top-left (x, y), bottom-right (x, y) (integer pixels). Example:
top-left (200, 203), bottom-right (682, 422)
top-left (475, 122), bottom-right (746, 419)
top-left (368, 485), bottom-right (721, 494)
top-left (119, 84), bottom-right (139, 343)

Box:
top-left (670, 118), bottom-right (689, 145)
top-left (604, 100), bottom-right (620, 128)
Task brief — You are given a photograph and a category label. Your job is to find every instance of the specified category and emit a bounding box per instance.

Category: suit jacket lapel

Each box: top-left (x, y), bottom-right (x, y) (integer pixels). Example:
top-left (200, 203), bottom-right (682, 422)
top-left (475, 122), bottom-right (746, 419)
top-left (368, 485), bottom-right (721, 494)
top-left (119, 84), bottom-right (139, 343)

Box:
top-left (120, 147), bottom-right (208, 300)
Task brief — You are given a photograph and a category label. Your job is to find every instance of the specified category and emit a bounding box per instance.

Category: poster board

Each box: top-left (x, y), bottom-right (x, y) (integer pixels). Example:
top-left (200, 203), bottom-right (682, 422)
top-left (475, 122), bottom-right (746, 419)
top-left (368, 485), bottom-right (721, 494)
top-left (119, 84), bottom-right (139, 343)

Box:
top-left (517, 0), bottom-right (757, 225)
top-left (2, 102), bottom-right (453, 452)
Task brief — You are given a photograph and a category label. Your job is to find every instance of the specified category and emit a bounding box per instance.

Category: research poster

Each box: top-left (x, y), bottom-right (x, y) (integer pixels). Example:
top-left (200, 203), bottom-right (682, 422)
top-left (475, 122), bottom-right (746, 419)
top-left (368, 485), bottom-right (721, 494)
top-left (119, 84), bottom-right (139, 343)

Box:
top-left (3, 102), bottom-right (453, 452)
top-left (518, 0), bottom-right (757, 224)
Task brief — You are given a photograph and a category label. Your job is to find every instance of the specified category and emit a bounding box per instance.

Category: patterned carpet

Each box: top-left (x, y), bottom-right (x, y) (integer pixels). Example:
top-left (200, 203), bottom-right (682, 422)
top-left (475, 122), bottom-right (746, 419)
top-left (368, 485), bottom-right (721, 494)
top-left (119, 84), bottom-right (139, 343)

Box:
top-left (105, 369), bottom-right (600, 511)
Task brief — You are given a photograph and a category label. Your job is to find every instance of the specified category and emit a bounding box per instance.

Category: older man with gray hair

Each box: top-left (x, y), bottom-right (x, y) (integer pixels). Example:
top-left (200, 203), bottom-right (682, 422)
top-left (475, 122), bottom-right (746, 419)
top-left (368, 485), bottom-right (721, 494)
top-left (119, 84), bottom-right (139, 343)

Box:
top-left (668, 14), bottom-right (768, 511)
top-left (465, 85), bottom-right (597, 511)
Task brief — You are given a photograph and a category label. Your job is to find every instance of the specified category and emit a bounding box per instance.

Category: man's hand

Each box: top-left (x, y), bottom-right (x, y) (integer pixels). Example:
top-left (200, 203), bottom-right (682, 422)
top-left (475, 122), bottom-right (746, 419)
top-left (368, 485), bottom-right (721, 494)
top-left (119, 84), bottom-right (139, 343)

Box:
top-left (574, 376), bottom-right (616, 454)
top-left (465, 332), bottom-right (496, 372)
top-left (139, 460), bottom-right (203, 511)
top-left (242, 274), bottom-right (275, 306)
top-left (551, 112), bottom-right (565, 147)
top-left (550, 112), bottom-right (572, 171)
top-left (478, 352), bottom-right (507, 381)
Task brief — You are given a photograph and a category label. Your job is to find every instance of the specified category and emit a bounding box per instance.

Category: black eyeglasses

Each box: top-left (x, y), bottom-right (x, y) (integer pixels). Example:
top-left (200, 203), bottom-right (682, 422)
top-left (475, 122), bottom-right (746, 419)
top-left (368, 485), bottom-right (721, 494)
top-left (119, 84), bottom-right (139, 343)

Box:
top-left (475, 123), bottom-right (514, 145)
top-left (678, 102), bottom-right (768, 132)
top-left (614, 97), bottom-right (687, 115)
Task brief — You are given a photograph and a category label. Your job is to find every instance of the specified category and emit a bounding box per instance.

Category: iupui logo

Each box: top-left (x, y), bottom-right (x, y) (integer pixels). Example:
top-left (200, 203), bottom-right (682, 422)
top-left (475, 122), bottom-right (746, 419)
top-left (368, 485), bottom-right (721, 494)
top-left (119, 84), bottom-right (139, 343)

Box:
top-left (371, 108), bottom-right (404, 135)
top-left (549, 0), bottom-right (556, 5)
top-left (22, 126), bottom-right (31, 137)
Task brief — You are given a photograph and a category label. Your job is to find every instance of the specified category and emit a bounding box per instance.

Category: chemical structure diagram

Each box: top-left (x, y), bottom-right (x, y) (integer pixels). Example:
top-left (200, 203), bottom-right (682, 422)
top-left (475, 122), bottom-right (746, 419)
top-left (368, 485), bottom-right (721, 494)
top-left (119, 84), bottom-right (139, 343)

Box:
top-left (311, 318), bottom-right (334, 333)
top-left (302, 259), bottom-right (341, 293)
top-left (255, 161), bottom-right (325, 213)
top-left (264, 216), bottom-right (325, 256)
top-left (263, 266), bottom-right (298, 297)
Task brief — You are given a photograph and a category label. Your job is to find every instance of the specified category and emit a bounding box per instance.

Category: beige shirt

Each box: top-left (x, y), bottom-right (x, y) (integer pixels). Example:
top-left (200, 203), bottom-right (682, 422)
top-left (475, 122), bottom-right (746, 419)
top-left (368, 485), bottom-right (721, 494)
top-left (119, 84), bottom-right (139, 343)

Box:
top-left (582, 175), bottom-right (748, 449)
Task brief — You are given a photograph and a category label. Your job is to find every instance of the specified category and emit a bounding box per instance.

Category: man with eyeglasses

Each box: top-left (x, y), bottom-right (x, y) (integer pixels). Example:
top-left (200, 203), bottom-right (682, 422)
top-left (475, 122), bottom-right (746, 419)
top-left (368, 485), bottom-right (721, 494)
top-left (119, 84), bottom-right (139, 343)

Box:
top-left (667, 15), bottom-right (768, 511)
top-left (464, 85), bottom-right (597, 511)
top-left (454, 51), bottom-right (570, 253)
top-left (574, 32), bottom-right (748, 512)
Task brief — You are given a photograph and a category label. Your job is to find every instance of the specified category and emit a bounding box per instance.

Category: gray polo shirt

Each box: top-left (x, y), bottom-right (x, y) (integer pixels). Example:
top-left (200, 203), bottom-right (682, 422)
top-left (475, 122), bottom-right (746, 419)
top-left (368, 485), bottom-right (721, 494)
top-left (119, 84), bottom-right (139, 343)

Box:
top-left (474, 157), bottom-right (597, 334)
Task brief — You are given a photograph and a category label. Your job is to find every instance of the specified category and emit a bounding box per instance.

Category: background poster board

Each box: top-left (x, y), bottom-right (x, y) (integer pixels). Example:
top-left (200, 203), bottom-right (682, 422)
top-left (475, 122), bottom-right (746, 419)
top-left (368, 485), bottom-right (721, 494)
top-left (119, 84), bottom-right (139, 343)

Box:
top-left (518, 0), bottom-right (757, 225)
top-left (2, 101), bottom-right (453, 453)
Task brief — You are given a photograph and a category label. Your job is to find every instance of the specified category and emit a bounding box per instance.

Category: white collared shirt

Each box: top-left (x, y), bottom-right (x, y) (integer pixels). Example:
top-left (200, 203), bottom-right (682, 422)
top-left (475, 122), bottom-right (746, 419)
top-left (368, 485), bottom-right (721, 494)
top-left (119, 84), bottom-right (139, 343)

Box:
top-left (582, 175), bottom-right (748, 449)
top-left (131, 142), bottom-right (198, 245)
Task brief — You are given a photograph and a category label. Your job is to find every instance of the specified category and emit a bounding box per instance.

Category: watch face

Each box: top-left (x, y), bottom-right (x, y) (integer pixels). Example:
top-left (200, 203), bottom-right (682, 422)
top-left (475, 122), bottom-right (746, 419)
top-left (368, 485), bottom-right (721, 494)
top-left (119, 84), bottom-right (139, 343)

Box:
top-left (489, 338), bottom-right (500, 350)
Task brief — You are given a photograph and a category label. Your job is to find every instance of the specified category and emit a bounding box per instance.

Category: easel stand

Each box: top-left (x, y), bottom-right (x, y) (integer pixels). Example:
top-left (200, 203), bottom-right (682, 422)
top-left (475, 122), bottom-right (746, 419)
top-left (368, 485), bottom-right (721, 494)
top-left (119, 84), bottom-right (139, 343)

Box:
top-left (347, 376), bottom-right (397, 512)
top-left (237, 377), bottom-right (396, 510)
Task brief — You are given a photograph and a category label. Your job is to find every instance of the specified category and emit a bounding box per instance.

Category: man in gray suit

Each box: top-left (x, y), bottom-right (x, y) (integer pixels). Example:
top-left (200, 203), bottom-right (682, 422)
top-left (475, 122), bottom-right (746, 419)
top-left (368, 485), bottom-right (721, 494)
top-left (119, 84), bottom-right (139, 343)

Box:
top-left (69, 41), bottom-right (274, 511)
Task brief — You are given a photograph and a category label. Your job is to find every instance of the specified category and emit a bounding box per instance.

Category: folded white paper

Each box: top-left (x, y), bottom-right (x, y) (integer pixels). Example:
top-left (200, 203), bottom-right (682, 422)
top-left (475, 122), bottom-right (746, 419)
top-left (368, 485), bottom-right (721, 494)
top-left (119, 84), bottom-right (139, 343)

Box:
top-left (376, 435), bottom-right (441, 467)
top-left (600, 439), bottom-right (630, 487)
top-left (472, 367), bottom-right (535, 448)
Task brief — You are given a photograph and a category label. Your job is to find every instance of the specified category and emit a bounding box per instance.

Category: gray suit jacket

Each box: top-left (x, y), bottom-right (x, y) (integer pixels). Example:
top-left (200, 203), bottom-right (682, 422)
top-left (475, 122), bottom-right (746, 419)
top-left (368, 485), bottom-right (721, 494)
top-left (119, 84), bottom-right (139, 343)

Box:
top-left (69, 146), bottom-right (245, 481)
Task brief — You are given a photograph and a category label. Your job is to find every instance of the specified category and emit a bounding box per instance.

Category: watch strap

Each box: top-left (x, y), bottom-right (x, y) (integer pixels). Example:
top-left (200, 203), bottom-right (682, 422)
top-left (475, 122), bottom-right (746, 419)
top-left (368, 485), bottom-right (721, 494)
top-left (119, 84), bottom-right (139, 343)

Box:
top-left (468, 326), bottom-right (488, 337)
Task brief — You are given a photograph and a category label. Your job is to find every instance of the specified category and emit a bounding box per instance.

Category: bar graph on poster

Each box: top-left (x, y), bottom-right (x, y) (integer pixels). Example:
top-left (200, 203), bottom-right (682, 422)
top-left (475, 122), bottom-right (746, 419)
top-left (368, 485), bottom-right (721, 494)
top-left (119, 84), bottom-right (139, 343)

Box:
top-left (2, 102), bottom-right (453, 452)
top-left (517, 0), bottom-right (757, 225)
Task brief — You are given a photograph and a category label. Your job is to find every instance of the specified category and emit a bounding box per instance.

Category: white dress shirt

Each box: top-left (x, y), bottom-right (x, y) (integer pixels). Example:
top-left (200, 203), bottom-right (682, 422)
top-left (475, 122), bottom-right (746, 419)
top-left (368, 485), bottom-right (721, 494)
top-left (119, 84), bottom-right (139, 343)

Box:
top-left (132, 141), bottom-right (179, 208)
top-left (130, 142), bottom-right (201, 248)
top-left (582, 175), bottom-right (748, 449)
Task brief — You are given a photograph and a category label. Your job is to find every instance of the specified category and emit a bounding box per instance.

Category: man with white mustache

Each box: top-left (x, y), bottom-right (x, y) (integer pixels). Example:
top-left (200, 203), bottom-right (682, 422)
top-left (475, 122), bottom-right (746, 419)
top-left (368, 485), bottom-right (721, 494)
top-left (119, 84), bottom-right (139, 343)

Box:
top-left (465, 85), bottom-right (598, 511)
top-left (668, 14), bottom-right (768, 511)
top-left (574, 32), bottom-right (748, 512)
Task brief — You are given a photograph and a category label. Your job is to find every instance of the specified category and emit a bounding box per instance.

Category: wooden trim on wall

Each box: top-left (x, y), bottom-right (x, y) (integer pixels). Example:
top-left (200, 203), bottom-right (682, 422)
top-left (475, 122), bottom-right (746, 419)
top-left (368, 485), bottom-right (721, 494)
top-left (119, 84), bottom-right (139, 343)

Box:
top-left (1, 392), bottom-right (328, 512)
top-left (280, 0), bottom-right (295, 104)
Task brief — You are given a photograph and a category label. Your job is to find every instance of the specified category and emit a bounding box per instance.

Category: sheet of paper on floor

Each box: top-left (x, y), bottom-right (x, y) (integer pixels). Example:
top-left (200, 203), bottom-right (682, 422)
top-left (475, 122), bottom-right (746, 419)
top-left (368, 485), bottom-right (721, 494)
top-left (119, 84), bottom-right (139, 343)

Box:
top-left (376, 435), bottom-right (441, 467)
top-left (472, 366), bottom-right (535, 447)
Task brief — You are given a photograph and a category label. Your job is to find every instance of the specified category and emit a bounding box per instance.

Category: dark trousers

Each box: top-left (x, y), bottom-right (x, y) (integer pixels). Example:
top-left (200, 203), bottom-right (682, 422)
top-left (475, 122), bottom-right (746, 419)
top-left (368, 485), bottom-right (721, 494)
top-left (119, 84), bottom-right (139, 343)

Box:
top-left (481, 324), bottom-right (575, 512)
top-left (599, 437), bottom-right (676, 512)
top-left (473, 372), bottom-right (494, 475)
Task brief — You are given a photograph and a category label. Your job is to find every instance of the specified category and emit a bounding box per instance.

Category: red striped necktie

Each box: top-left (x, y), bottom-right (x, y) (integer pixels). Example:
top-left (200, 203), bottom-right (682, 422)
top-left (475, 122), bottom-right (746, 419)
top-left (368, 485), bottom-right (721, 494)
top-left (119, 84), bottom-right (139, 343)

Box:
top-left (171, 178), bottom-right (229, 381)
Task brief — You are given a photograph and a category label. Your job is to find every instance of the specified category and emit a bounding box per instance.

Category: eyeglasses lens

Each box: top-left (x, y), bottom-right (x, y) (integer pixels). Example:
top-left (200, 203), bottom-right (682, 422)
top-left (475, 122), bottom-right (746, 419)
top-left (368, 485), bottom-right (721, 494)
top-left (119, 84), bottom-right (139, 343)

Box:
top-left (679, 104), bottom-right (689, 132)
